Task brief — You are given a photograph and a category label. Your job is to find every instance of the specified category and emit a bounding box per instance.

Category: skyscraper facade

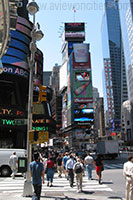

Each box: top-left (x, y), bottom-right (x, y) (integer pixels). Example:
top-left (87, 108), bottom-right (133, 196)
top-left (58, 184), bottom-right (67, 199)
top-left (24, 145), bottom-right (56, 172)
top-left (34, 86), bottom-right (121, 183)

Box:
top-left (101, 0), bottom-right (128, 131)
top-left (118, 0), bottom-right (133, 100)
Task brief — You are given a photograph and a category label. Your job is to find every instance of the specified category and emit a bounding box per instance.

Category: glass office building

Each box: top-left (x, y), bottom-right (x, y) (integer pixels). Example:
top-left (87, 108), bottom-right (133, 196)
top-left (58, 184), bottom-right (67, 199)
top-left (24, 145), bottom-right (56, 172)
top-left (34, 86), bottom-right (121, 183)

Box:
top-left (101, 0), bottom-right (128, 128)
top-left (119, 0), bottom-right (133, 100)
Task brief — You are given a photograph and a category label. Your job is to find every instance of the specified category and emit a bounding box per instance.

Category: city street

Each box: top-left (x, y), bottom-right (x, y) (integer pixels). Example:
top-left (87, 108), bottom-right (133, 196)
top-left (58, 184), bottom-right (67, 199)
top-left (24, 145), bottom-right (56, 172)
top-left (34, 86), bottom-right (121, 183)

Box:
top-left (0, 152), bottom-right (131, 200)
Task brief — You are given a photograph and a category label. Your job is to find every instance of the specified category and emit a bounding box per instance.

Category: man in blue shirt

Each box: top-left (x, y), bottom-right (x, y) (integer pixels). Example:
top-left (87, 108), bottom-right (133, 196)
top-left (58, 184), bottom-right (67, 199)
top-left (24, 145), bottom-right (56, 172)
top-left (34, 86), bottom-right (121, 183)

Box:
top-left (30, 152), bottom-right (44, 200)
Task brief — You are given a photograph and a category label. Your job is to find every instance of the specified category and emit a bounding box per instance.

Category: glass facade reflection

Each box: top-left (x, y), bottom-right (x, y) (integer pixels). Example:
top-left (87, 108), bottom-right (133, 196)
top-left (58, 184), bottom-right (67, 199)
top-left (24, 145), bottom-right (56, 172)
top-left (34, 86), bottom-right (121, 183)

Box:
top-left (101, 0), bottom-right (128, 126)
top-left (119, 0), bottom-right (133, 100)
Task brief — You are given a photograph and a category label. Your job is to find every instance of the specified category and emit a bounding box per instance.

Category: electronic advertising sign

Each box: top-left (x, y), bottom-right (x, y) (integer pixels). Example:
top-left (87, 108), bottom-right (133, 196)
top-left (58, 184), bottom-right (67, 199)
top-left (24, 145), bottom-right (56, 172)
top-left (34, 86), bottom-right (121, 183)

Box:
top-left (73, 44), bottom-right (91, 69)
top-left (10, 30), bottom-right (30, 45)
top-left (73, 43), bottom-right (89, 63)
top-left (2, 65), bottom-right (28, 79)
top-left (2, 56), bottom-right (28, 71)
top-left (65, 23), bottom-right (85, 42)
top-left (74, 108), bottom-right (94, 123)
top-left (73, 70), bottom-right (93, 103)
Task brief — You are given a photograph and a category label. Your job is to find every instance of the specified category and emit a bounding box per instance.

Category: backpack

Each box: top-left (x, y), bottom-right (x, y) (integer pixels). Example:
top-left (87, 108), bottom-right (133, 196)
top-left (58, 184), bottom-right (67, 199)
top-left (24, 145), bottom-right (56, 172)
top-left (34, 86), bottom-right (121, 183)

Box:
top-left (75, 163), bottom-right (82, 174)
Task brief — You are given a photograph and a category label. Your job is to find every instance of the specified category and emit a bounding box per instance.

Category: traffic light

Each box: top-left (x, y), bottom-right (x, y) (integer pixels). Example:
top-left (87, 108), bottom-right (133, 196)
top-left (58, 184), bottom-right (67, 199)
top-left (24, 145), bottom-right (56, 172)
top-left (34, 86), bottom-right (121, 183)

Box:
top-left (38, 85), bottom-right (47, 102)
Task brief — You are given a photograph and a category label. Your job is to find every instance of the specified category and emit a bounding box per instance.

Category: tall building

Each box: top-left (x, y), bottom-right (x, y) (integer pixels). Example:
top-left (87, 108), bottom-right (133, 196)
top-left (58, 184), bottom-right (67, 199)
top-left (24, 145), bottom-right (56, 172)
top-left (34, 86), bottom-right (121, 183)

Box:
top-left (49, 64), bottom-right (62, 137)
top-left (101, 0), bottom-right (128, 131)
top-left (60, 23), bottom-right (94, 149)
top-left (118, 0), bottom-right (133, 101)
top-left (49, 64), bottom-right (61, 93)
top-left (43, 71), bottom-right (52, 86)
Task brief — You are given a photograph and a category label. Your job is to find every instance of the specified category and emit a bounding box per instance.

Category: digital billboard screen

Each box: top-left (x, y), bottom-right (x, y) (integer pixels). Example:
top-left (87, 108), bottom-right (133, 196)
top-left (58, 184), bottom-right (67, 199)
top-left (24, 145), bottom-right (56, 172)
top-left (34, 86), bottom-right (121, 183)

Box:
top-left (74, 108), bottom-right (94, 123)
top-left (73, 43), bottom-right (89, 63)
top-left (65, 23), bottom-right (85, 41)
top-left (65, 23), bottom-right (85, 31)
top-left (75, 72), bottom-right (90, 82)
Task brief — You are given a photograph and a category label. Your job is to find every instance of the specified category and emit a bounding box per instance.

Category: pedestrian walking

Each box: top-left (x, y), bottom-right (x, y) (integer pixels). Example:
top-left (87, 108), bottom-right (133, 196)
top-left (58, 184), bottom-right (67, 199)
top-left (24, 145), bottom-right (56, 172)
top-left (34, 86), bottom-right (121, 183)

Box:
top-left (94, 154), bottom-right (104, 184)
top-left (62, 152), bottom-right (69, 178)
top-left (56, 154), bottom-right (63, 178)
top-left (30, 152), bottom-right (44, 200)
top-left (9, 152), bottom-right (18, 179)
top-left (66, 154), bottom-right (76, 187)
top-left (46, 156), bottom-right (54, 187)
top-left (84, 151), bottom-right (94, 180)
top-left (73, 157), bottom-right (84, 193)
top-left (123, 155), bottom-right (133, 200)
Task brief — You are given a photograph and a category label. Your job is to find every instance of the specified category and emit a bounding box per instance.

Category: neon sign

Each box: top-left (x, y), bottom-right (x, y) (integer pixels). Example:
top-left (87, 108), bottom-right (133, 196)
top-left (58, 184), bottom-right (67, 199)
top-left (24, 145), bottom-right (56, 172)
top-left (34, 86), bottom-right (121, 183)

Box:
top-left (0, 108), bottom-right (25, 117)
top-left (32, 126), bottom-right (48, 131)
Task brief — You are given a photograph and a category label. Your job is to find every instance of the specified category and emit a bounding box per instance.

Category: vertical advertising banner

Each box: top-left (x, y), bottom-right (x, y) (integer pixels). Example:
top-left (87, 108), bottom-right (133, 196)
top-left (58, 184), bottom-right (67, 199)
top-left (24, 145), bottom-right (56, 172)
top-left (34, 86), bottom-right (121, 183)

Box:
top-left (73, 71), bottom-right (93, 103)
top-left (73, 43), bottom-right (89, 63)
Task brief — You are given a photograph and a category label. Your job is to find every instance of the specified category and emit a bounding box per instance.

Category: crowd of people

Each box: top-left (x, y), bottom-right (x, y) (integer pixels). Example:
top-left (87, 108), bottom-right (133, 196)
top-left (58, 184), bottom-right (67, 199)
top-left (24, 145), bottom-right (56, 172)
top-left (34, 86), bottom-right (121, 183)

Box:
top-left (9, 150), bottom-right (133, 200)
top-left (29, 149), bottom-right (104, 199)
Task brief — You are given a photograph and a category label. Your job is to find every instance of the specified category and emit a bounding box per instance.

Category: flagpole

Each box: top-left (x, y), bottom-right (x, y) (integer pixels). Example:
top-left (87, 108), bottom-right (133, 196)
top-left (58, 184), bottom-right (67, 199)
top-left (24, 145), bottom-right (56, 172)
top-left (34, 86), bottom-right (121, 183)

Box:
top-left (73, 7), bottom-right (76, 22)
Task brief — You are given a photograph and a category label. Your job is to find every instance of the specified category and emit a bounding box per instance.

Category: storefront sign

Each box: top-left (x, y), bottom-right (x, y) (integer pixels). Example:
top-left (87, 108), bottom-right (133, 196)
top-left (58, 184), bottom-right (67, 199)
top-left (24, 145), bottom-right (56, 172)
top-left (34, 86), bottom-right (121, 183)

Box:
top-left (0, 108), bottom-right (25, 117)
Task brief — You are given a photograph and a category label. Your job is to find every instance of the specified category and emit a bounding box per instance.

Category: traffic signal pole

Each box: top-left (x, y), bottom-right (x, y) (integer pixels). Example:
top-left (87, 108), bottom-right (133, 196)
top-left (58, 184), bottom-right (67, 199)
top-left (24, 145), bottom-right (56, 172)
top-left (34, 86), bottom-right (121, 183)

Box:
top-left (23, 14), bottom-right (36, 197)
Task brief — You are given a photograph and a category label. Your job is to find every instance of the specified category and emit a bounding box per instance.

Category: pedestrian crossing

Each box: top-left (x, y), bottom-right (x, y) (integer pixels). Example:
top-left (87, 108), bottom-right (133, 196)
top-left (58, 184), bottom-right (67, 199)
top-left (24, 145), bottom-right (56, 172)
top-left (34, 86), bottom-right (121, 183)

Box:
top-left (103, 163), bottom-right (124, 170)
top-left (0, 173), bottom-right (112, 194)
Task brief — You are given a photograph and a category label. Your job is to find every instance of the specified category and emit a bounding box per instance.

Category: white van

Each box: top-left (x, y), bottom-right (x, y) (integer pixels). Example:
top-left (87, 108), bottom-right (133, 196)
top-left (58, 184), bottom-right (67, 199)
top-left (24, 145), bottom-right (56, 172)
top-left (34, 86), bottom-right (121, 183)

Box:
top-left (0, 148), bottom-right (26, 177)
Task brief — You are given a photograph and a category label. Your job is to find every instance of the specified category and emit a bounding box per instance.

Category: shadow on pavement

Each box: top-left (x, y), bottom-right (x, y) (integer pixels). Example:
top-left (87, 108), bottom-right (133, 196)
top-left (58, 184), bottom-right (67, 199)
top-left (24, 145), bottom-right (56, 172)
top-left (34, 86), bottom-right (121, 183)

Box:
top-left (108, 197), bottom-right (123, 199)
top-left (102, 181), bottom-right (113, 185)
top-left (42, 196), bottom-right (96, 200)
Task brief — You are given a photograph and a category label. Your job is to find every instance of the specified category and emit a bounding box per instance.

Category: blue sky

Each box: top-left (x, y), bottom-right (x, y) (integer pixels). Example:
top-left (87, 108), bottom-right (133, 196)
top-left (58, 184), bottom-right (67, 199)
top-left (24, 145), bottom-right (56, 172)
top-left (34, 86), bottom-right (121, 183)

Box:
top-left (35, 0), bottom-right (105, 96)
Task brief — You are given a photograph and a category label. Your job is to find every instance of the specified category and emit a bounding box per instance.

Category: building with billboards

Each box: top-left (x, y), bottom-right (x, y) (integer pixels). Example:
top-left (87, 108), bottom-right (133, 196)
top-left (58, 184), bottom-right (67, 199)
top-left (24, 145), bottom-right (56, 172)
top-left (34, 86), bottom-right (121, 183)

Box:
top-left (0, 1), bottom-right (55, 148)
top-left (60, 23), bottom-right (94, 150)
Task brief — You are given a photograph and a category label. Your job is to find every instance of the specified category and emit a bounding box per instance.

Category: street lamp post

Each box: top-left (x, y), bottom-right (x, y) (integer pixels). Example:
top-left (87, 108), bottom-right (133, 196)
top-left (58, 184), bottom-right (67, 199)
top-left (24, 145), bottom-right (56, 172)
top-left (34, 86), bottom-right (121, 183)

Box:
top-left (23, 0), bottom-right (44, 197)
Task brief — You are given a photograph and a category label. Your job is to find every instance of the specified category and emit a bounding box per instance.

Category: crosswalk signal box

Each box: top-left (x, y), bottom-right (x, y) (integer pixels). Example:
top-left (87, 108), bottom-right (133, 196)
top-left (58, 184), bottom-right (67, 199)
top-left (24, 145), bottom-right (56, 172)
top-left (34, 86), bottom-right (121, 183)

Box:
top-left (18, 157), bottom-right (27, 173)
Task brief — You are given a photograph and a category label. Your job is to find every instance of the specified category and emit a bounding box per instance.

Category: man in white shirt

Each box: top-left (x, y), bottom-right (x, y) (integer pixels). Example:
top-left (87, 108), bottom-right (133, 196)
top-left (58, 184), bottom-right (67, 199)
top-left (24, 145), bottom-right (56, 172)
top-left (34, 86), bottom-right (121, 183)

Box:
top-left (123, 156), bottom-right (133, 200)
top-left (66, 155), bottom-right (76, 187)
top-left (84, 152), bottom-right (94, 180)
top-left (9, 152), bottom-right (18, 179)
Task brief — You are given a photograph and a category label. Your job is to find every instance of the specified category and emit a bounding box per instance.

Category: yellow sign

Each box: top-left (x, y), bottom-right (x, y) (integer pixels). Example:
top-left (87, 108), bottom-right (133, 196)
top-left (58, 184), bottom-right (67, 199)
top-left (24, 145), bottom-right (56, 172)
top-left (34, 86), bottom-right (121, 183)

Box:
top-left (38, 131), bottom-right (49, 143)
top-left (29, 130), bottom-right (49, 144)
top-left (29, 130), bottom-right (34, 144)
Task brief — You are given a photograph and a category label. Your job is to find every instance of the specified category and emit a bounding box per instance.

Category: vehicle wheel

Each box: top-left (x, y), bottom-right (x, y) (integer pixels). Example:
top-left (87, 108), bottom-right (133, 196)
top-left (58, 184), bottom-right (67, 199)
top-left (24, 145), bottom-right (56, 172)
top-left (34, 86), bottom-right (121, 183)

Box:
top-left (1, 166), bottom-right (11, 177)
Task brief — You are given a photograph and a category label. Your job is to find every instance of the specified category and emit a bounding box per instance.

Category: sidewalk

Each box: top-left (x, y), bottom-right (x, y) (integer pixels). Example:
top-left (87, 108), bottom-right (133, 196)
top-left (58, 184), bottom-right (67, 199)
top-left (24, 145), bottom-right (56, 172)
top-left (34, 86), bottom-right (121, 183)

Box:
top-left (0, 191), bottom-right (125, 200)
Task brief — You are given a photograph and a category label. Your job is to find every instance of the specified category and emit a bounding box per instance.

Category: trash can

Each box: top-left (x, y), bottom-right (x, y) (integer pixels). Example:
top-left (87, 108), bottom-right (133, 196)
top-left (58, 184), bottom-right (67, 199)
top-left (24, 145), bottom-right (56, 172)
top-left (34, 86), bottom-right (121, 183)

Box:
top-left (18, 157), bottom-right (27, 173)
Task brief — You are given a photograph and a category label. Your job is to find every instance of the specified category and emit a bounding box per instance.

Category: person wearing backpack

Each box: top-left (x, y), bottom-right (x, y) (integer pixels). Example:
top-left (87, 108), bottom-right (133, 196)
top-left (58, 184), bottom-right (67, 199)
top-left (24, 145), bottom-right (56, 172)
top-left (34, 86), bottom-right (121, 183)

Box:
top-left (73, 157), bottom-right (84, 193)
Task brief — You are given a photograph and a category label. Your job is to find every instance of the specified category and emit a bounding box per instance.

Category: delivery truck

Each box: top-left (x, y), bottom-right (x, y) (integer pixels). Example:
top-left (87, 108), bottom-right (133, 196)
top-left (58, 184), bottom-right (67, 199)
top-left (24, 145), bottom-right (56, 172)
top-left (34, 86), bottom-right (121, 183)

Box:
top-left (0, 148), bottom-right (26, 177)
top-left (96, 140), bottom-right (119, 159)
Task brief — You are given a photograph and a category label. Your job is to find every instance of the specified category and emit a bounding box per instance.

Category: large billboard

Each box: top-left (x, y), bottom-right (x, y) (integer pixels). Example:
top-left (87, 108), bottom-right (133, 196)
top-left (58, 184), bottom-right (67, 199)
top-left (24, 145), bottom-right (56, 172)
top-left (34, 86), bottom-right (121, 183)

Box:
top-left (73, 70), bottom-right (93, 103)
top-left (65, 23), bottom-right (85, 42)
top-left (73, 53), bottom-right (91, 69)
top-left (74, 108), bottom-right (94, 123)
top-left (73, 43), bottom-right (89, 63)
